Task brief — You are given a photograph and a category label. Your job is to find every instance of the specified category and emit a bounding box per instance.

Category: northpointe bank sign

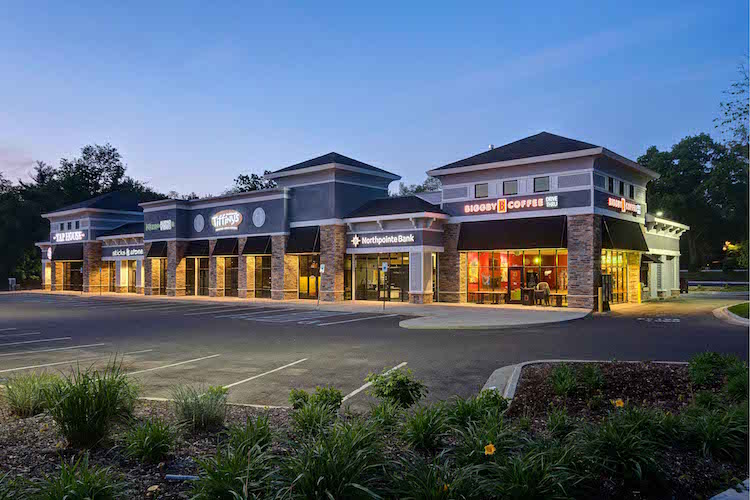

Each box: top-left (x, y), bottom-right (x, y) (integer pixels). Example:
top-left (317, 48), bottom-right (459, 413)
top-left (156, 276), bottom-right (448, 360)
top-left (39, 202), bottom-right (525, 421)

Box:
top-left (464, 195), bottom-right (559, 215)
top-left (351, 233), bottom-right (415, 248)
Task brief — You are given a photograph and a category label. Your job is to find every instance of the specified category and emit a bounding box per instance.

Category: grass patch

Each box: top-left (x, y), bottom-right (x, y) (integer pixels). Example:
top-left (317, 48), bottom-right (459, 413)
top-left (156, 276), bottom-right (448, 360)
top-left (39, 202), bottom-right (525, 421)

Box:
top-left (172, 384), bottom-right (228, 432)
top-left (29, 453), bottom-right (125, 499)
top-left (124, 417), bottom-right (176, 463)
top-left (192, 444), bottom-right (275, 500)
top-left (224, 413), bottom-right (273, 455)
top-left (4, 372), bottom-right (60, 417)
top-left (43, 360), bottom-right (137, 448)
top-left (291, 400), bottom-right (337, 437)
top-left (402, 404), bottom-right (447, 451)
top-left (728, 302), bottom-right (749, 318)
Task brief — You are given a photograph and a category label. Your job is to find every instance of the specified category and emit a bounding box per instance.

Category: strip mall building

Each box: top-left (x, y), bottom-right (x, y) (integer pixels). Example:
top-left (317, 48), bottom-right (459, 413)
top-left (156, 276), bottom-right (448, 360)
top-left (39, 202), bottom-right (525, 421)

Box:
top-left (37, 132), bottom-right (689, 309)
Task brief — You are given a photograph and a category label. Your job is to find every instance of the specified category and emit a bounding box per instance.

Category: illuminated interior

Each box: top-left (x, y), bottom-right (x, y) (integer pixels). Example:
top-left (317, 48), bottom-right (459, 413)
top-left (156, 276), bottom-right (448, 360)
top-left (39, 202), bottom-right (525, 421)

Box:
top-left (601, 250), bottom-right (628, 303)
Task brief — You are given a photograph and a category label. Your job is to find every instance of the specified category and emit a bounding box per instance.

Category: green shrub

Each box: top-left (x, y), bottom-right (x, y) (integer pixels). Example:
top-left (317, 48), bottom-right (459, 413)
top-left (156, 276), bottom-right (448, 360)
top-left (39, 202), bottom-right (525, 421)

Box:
top-left (369, 399), bottom-right (404, 431)
top-left (30, 453), bottom-right (125, 499)
top-left (694, 390), bottom-right (722, 410)
top-left (172, 384), bottom-right (228, 431)
top-left (280, 420), bottom-right (382, 499)
top-left (365, 367), bottom-right (427, 408)
top-left (43, 361), bottom-right (137, 448)
top-left (387, 451), bottom-right (480, 499)
top-left (579, 364), bottom-right (605, 391)
top-left (402, 404), bottom-right (447, 451)
top-left (291, 400), bottom-right (337, 437)
top-left (224, 414), bottom-right (272, 456)
top-left (288, 388), bottom-right (309, 410)
top-left (549, 364), bottom-right (577, 397)
top-left (310, 386), bottom-right (343, 412)
top-left (124, 417), bottom-right (176, 463)
top-left (688, 352), bottom-right (744, 386)
top-left (482, 445), bottom-right (584, 499)
top-left (547, 406), bottom-right (576, 439)
top-left (448, 389), bottom-right (509, 429)
top-left (192, 444), bottom-right (275, 500)
top-left (685, 405), bottom-right (748, 462)
top-left (453, 409), bottom-right (520, 466)
top-left (4, 372), bottom-right (60, 418)
top-left (726, 364), bottom-right (749, 402)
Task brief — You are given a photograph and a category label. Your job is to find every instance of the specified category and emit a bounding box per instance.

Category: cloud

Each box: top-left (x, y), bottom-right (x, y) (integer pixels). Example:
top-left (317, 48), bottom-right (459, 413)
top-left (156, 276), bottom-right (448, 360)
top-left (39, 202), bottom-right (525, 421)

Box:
top-left (0, 146), bottom-right (36, 181)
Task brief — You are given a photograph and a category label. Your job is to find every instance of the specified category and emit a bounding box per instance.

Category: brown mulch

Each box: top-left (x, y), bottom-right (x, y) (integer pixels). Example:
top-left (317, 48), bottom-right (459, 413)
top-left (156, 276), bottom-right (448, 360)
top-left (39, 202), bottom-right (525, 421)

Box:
top-left (0, 399), bottom-right (292, 498)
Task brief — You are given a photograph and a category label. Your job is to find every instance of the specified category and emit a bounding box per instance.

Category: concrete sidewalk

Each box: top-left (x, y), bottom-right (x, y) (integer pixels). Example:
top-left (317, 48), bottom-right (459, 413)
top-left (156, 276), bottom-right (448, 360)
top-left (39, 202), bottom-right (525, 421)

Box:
top-left (16, 290), bottom-right (591, 330)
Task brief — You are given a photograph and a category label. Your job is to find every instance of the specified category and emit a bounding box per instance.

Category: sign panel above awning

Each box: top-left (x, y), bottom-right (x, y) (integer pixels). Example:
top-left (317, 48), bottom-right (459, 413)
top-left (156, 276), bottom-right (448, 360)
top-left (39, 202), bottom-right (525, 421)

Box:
top-left (458, 216), bottom-right (568, 251)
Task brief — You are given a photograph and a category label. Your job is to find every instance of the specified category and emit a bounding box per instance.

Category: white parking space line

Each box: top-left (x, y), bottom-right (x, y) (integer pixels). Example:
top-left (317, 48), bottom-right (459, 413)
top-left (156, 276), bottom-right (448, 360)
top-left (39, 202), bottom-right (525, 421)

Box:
top-left (216, 308), bottom-right (296, 318)
top-left (342, 361), bottom-right (408, 402)
top-left (224, 358), bottom-right (308, 389)
top-left (184, 306), bottom-right (265, 316)
top-left (0, 336), bottom-right (72, 348)
top-left (128, 354), bottom-right (221, 376)
top-left (0, 343), bottom-right (108, 358)
top-left (0, 332), bottom-right (42, 338)
top-left (0, 327), bottom-right (17, 331)
top-left (317, 314), bottom-right (400, 326)
top-left (0, 349), bottom-right (155, 374)
top-left (254, 311), bottom-right (346, 323)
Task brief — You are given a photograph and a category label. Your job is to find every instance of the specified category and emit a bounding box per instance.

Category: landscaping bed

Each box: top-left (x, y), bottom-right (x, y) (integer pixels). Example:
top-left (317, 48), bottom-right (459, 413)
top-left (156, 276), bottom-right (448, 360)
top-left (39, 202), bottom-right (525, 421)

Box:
top-left (728, 302), bottom-right (749, 318)
top-left (0, 354), bottom-right (747, 499)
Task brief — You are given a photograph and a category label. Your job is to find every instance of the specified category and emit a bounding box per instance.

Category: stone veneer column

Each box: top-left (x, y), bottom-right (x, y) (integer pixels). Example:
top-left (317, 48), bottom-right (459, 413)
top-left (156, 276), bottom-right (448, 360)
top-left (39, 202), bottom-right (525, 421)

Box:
top-left (208, 240), bottom-right (218, 297)
top-left (567, 214), bottom-right (602, 310)
top-left (99, 261), bottom-right (110, 293)
top-left (627, 252), bottom-right (641, 304)
top-left (238, 238), bottom-right (248, 299)
top-left (216, 257), bottom-right (226, 297)
top-left (320, 224), bottom-right (346, 301)
top-left (82, 242), bottom-right (102, 293)
top-left (167, 241), bottom-right (187, 296)
top-left (271, 235), bottom-right (298, 300)
top-left (43, 262), bottom-right (52, 291)
top-left (437, 223), bottom-right (466, 303)
top-left (143, 243), bottom-right (153, 296)
top-left (51, 261), bottom-right (63, 291)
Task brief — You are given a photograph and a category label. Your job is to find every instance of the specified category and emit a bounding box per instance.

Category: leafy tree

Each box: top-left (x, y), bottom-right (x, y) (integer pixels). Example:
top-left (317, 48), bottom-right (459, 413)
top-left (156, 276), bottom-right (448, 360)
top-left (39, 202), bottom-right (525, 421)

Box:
top-left (229, 171), bottom-right (277, 193)
top-left (716, 62), bottom-right (749, 149)
top-left (395, 176), bottom-right (441, 196)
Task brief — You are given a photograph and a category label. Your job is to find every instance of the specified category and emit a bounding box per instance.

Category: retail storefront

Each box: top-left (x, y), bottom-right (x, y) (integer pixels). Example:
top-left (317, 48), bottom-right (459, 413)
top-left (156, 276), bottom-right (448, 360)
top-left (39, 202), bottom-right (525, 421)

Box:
top-left (38, 134), bottom-right (689, 311)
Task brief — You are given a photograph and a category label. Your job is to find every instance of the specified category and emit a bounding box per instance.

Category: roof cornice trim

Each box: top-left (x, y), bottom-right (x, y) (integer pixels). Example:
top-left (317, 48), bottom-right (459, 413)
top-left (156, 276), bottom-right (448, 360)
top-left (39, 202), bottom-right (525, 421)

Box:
top-left (97, 233), bottom-right (145, 240)
top-left (265, 162), bottom-right (401, 181)
top-left (42, 208), bottom-right (143, 218)
top-left (600, 148), bottom-right (660, 180)
top-left (344, 211), bottom-right (450, 223)
top-left (427, 148), bottom-right (604, 176)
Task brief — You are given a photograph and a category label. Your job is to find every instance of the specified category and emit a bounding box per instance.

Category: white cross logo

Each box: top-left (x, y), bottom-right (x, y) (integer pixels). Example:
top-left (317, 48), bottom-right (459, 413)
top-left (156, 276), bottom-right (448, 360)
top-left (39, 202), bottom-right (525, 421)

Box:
top-left (351, 234), bottom-right (360, 247)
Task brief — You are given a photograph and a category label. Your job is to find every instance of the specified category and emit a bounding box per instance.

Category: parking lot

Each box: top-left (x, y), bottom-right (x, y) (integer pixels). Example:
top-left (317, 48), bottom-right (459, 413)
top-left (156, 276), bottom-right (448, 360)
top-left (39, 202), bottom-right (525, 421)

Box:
top-left (0, 292), bottom-right (747, 411)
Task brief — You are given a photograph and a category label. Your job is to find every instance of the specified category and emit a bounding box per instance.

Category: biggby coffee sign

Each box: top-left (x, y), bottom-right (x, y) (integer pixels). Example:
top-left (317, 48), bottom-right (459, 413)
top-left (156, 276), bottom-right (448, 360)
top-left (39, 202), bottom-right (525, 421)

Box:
top-left (607, 197), bottom-right (641, 215)
top-left (211, 210), bottom-right (243, 231)
top-left (464, 195), bottom-right (559, 215)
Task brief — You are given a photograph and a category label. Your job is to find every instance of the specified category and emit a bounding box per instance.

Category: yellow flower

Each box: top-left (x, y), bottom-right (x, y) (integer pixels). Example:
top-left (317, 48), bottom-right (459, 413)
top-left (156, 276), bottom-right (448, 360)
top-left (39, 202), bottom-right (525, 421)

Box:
top-left (484, 443), bottom-right (496, 455)
top-left (609, 398), bottom-right (625, 408)
top-left (443, 484), bottom-right (450, 492)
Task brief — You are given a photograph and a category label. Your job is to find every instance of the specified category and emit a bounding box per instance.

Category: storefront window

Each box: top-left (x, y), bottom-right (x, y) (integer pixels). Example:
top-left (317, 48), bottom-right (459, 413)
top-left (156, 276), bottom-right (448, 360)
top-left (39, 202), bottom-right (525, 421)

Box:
top-left (158, 258), bottom-right (167, 295)
top-left (466, 249), bottom-right (568, 305)
top-left (354, 253), bottom-right (409, 302)
top-left (185, 258), bottom-right (196, 296)
top-left (126, 260), bottom-right (137, 293)
top-left (601, 250), bottom-right (628, 303)
top-left (185, 257), bottom-right (209, 296)
top-left (299, 254), bottom-right (319, 299)
top-left (197, 258), bottom-right (209, 296)
top-left (224, 257), bottom-right (239, 297)
top-left (63, 261), bottom-right (83, 291)
top-left (344, 254), bottom-right (352, 300)
top-left (254, 256), bottom-right (271, 298)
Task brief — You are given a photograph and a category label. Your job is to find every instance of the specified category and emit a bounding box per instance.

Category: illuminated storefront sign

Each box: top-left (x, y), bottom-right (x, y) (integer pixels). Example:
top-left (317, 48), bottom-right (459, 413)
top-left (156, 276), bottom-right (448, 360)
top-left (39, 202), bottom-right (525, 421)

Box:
top-left (464, 196), bottom-right (559, 214)
top-left (145, 220), bottom-right (174, 231)
top-left (53, 231), bottom-right (85, 242)
top-left (111, 248), bottom-right (144, 257)
top-left (607, 197), bottom-right (641, 215)
top-left (351, 233), bottom-right (415, 247)
top-left (211, 210), bottom-right (243, 231)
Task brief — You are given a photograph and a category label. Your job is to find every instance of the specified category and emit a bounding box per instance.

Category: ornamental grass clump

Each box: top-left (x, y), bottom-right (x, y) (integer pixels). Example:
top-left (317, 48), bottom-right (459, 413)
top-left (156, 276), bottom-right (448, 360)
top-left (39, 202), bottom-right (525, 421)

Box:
top-left (280, 419), bottom-right (383, 499)
top-left (386, 450), bottom-right (480, 499)
top-left (684, 404), bottom-right (748, 462)
top-left (43, 360), bottom-right (137, 448)
top-left (192, 444), bottom-right (275, 500)
top-left (292, 400), bottom-right (338, 437)
top-left (224, 414), bottom-right (273, 456)
top-left (453, 408), bottom-right (521, 466)
top-left (549, 363), bottom-right (577, 397)
top-left (365, 367), bottom-right (427, 408)
top-left (124, 417), bottom-right (176, 463)
top-left (578, 364), bottom-right (605, 391)
top-left (688, 352), bottom-right (744, 386)
top-left (172, 384), bottom-right (228, 432)
top-left (369, 399), bottom-right (404, 431)
top-left (448, 388), bottom-right (509, 429)
top-left (402, 403), bottom-right (448, 451)
top-left (30, 453), bottom-right (125, 500)
top-left (547, 406), bottom-right (577, 439)
top-left (4, 371), bottom-right (60, 417)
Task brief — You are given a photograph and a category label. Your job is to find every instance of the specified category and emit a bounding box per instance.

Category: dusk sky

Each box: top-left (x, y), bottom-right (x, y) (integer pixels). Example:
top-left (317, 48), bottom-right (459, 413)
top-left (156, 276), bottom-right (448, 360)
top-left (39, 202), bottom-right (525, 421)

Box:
top-left (1, 1), bottom-right (747, 196)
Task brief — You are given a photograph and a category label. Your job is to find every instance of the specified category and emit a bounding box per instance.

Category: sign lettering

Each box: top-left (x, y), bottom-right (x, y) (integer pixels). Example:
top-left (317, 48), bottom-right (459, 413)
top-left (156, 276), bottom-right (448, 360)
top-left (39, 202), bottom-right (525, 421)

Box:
top-left (350, 233), bottom-right (415, 247)
top-left (211, 210), bottom-right (243, 231)
top-left (607, 197), bottom-right (641, 215)
top-left (111, 248), bottom-right (144, 257)
top-left (464, 196), bottom-right (559, 214)
top-left (145, 220), bottom-right (174, 231)
top-left (53, 231), bottom-right (85, 242)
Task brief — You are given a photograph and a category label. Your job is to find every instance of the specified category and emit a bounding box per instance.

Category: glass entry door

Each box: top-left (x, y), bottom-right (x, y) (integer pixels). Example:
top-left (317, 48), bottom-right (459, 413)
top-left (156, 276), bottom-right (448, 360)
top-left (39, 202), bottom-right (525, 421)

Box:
top-left (298, 254), bottom-right (319, 299)
top-left (509, 267), bottom-right (523, 303)
top-left (354, 253), bottom-right (409, 302)
top-left (224, 257), bottom-right (239, 297)
top-left (127, 260), bottom-right (137, 293)
top-left (185, 257), bottom-right (209, 296)
top-left (63, 261), bottom-right (83, 291)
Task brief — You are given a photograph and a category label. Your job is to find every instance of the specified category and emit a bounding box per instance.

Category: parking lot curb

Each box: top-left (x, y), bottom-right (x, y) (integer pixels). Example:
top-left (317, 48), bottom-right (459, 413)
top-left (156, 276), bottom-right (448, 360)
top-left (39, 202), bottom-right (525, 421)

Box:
top-left (399, 310), bottom-right (592, 330)
top-left (712, 305), bottom-right (750, 327)
top-left (484, 359), bottom-right (689, 400)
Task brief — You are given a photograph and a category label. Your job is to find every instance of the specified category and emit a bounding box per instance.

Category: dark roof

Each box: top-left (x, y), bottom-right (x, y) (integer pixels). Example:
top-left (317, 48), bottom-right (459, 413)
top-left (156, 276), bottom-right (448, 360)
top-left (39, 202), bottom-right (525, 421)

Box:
top-left (345, 196), bottom-right (447, 218)
top-left (271, 152), bottom-right (398, 178)
top-left (50, 191), bottom-right (144, 214)
top-left (99, 222), bottom-right (144, 237)
top-left (432, 132), bottom-right (599, 171)
top-left (458, 216), bottom-right (568, 250)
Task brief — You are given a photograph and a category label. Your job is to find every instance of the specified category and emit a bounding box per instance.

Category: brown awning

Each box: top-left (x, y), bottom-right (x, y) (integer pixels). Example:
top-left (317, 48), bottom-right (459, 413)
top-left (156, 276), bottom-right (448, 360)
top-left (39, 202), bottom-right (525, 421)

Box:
top-left (146, 241), bottom-right (168, 258)
top-left (458, 216), bottom-right (568, 251)
top-left (212, 238), bottom-right (238, 256)
top-left (602, 217), bottom-right (649, 252)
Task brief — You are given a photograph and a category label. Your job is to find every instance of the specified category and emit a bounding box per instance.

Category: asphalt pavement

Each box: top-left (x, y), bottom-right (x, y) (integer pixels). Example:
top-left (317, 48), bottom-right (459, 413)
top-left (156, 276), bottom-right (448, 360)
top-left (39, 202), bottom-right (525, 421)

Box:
top-left (0, 291), bottom-right (746, 411)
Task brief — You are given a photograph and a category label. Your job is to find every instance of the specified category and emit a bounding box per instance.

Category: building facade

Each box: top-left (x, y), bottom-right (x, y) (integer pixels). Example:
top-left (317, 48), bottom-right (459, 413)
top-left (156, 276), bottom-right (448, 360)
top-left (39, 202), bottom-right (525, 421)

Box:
top-left (37, 133), bottom-right (689, 310)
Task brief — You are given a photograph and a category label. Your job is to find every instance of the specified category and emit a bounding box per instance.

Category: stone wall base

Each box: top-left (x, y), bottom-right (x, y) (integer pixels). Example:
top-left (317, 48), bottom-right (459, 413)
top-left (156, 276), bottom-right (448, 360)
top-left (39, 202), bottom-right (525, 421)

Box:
top-left (409, 292), bottom-right (433, 304)
top-left (320, 291), bottom-right (345, 302)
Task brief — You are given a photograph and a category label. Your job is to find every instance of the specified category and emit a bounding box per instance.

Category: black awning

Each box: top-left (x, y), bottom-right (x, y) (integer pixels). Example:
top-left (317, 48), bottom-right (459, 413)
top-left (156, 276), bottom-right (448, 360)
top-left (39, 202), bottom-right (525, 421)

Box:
top-left (287, 226), bottom-right (320, 253)
top-left (602, 217), bottom-right (649, 252)
top-left (184, 240), bottom-right (210, 257)
top-left (242, 236), bottom-right (272, 255)
top-left (52, 243), bottom-right (83, 261)
top-left (458, 216), bottom-right (567, 251)
top-left (146, 241), bottom-right (168, 258)
top-left (641, 253), bottom-right (661, 264)
top-left (212, 238), bottom-right (239, 256)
